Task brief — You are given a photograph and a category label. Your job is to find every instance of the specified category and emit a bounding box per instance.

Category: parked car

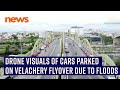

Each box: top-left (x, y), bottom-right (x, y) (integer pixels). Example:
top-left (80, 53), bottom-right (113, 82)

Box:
top-left (31, 53), bottom-right (38, 56)
top-left (65, 48), bottom-right (69, 53)
top-left (41, 45), bottom-right (46, 50)
top-left (74, 52), bottom-right (77, 55)
top-left (89, 55), bottom-right (94, 57)
top-left (65, 43), bottom-right (68, 49)
top-left (78, 43), bottom-right (81, 47)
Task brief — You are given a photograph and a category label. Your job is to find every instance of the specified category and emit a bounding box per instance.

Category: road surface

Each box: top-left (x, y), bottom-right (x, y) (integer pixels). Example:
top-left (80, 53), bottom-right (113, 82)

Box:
top-left (14, 36), bottom-right (106, 79)
top-left (14, 38), bottom-right (60, 79)
top-left (62, 37), bottom-right (105, 79)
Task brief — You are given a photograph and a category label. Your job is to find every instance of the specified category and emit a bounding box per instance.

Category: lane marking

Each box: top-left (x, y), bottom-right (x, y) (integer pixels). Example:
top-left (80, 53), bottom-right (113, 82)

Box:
top-left (49, 45), bottom-right (57, 56)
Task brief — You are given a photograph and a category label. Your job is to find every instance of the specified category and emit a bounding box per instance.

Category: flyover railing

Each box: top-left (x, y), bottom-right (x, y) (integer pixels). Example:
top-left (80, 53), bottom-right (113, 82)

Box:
top-left (80, 39), bottom-right (116, 66)
top-left (0, 33), bottom-right (53, 79)
top-left (72, 32), bottom-right (116, 66)
top-left (69, 33), bottom-right (118, 79)
top-left (30, 38), bottom-right (44, 55)
top-left (0, 38), bottom-right (44, 79)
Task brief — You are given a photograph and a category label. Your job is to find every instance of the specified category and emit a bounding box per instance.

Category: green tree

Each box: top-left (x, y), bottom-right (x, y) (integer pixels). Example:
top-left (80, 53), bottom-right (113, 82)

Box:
top-left (22, 49), bottom-right (29, 54)
top-left (0, 60), bottom-right (3, 68)
top-left (115, 57), bottom-right (120, 66)
top-left (15, 41), bottom-right (20, 46)
top-left (12, 34), bottom-right (18, 40)
top-left (13, 47), bottom-right (19, 55)
top-left (5, 45), bottom-right (10, 55)
top-left (12, 34), bottom-right (19, 45)
top-left (101, 35), bottom-right (113, 45)
top-left (30, 36), bottom-right (35, 47)
top-left (28, 45), bottom-right (33, 51)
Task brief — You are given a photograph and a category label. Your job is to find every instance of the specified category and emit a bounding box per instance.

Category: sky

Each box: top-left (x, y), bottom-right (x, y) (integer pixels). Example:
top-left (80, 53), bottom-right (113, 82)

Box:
top-left (1, 11), bottom-right (120, 32)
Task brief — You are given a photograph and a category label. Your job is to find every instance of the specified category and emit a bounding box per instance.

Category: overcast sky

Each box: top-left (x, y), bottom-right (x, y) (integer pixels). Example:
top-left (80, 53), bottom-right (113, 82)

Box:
top-left (1, 11), bottom-right (120, 32)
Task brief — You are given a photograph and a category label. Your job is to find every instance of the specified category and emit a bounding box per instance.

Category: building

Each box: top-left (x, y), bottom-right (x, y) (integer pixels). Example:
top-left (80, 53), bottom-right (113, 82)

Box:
top-left (111, 33), bottom-right (120, 46)
top-left (80, 33), bottom-right (102, 45)
top-left (113, 37), bottom-right (120, 46)
top-left (70, 26), bottom-right (83, 35)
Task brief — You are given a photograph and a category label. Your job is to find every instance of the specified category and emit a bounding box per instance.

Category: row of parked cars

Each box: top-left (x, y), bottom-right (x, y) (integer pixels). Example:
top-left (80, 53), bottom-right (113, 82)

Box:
top-left (31, 44), bottom-right (49, 56)
top-left (80, 43), bottom-right (94, 57)
top-left (5, 44), bottom-right (50, 79)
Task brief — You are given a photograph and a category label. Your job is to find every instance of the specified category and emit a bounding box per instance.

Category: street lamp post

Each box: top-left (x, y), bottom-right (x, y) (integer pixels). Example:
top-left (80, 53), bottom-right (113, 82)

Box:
top-left (112, 33), bottom-right (115, 57)
top-left (20, 36), bottom-right (22, 54)
top-left (102, 37), bottom-right (104, 54)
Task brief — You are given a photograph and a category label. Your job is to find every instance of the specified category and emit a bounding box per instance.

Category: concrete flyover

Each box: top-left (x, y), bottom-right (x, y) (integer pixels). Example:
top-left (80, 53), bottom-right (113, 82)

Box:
top-left (69, 32), bottom-right (116, 66)
top-left (0, 32), bottom-right (119, 79)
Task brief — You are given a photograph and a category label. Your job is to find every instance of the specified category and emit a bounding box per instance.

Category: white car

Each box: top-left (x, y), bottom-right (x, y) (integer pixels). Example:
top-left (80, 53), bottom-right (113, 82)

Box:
top-left (65, 48), bottom-right (69, 53)
top-left (89, 55), bottom-right (94, 57)
top-left (78, 44), bottom-right (81, 47)
top-left (65, 43), bottom-right (68, 49)
top-left (41, 45), bottom-right (45, 50)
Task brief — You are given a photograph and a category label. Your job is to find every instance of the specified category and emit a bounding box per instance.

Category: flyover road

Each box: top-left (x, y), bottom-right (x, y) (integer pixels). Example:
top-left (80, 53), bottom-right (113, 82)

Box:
top-left (14, 37), bottom-right (60, 79)
top-left (62, 37), bottom-right (106, 79)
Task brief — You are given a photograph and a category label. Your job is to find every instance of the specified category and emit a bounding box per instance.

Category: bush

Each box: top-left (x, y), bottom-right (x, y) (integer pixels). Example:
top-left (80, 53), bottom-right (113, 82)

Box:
top-left (22, 49), bottom-right (29, 54)
top-left (0, 49), bottom-right (5, 56)
top-left (5, 45), bottom-right (10, 55)
top-left (115, 57), bottom-right (120, 66)
top-left (0, 60), bottom-right (3, 68)
top-left (11, 48), bottom-right (20, 55)
top-left (101, 35), bottom-right (113, 45)
top-left (0, 37), bottom-right (38, 56)
top-left (28, 45), bottom-right (33, 51)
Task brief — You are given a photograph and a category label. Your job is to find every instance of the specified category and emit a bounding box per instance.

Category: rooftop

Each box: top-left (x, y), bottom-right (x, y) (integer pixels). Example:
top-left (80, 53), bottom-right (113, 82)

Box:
top-left (80, 33), bottom-right (101, 38)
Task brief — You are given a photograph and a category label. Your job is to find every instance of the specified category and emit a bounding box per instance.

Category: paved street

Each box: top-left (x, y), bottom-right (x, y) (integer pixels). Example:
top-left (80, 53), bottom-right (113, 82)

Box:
top-left (62, 37), bottom-right (105, 79)
top-left (14, 38), bottom-right (60, 79)
top-left (14, 36), bottom-right (106, 79)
